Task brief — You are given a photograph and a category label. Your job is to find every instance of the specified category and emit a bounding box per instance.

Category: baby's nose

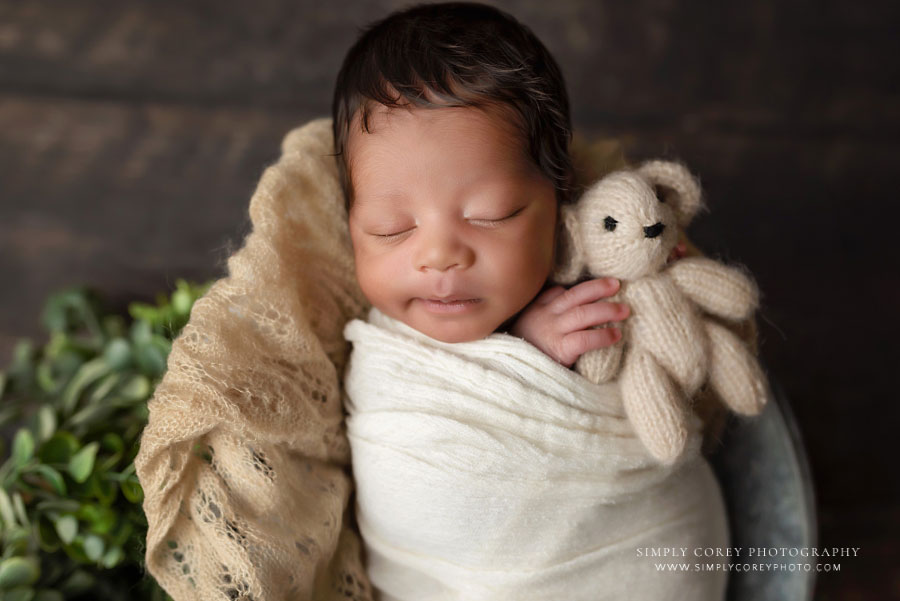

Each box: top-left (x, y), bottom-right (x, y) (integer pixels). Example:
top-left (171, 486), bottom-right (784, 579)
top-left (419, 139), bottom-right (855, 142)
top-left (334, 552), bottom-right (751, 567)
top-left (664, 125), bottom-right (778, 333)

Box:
top-left (415, 233), bottom-right (475, 272)
top-left (644, 222), bottom-right (665, 239)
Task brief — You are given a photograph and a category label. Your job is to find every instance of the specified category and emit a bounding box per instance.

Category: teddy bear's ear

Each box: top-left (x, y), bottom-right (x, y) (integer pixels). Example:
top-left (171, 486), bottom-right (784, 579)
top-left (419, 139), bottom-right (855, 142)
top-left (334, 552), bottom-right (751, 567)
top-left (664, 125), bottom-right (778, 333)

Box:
top-left (551, 204), bottom-right (586, 285)
top-left (637, 160), bottom-right (705, 228)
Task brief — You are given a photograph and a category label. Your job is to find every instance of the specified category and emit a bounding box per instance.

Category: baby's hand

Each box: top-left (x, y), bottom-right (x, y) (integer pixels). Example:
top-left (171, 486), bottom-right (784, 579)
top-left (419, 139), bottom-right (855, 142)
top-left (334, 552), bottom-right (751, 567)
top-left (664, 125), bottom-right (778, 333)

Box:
top-left (510, 278), bottom-right (629, 367)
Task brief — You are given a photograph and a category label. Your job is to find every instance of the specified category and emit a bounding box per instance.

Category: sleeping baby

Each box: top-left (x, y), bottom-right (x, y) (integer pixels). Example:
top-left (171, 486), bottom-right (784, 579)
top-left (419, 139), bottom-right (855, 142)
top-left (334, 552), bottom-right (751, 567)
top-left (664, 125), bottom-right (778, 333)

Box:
top-left (334, 3), bottom-right (729, 600)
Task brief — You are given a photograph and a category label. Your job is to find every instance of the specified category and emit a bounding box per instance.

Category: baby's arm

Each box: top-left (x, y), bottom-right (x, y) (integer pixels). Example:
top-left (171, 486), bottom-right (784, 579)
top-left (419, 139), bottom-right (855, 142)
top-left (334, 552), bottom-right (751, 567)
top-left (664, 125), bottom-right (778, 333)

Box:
top-left (510, 278), bottom-right (629, 367)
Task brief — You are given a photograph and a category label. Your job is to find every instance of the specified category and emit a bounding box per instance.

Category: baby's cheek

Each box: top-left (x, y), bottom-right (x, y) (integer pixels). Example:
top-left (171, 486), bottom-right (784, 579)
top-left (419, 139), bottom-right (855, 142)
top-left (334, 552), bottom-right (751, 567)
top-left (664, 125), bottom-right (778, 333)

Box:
top-left (353, 248), bottom-right (391, 308)
top-left (533, 216), bottom-right (558, 277)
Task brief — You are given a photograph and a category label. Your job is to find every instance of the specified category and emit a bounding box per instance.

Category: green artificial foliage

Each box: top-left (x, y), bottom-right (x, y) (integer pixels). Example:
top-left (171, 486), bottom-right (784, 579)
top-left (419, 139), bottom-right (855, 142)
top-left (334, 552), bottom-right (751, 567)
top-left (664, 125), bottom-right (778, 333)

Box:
top-left (0, 279), bottom-right (211, 601)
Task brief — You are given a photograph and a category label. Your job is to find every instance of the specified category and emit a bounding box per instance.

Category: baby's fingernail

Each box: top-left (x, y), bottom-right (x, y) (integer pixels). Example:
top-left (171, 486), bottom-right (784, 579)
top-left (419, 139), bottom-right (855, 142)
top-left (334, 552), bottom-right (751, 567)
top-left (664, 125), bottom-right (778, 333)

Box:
top-left (611, 328), bottom-right (622, 341)
top-left (607, 277), bottom-right (620, 288)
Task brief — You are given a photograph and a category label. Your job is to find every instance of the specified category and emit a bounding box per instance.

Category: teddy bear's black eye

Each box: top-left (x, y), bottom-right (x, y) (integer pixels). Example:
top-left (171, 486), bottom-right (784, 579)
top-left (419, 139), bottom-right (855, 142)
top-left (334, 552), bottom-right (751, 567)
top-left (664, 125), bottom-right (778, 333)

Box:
top-left (604, 216), bottom-right (618, 231)
top-left (654, 185), bottom-right (666, 203)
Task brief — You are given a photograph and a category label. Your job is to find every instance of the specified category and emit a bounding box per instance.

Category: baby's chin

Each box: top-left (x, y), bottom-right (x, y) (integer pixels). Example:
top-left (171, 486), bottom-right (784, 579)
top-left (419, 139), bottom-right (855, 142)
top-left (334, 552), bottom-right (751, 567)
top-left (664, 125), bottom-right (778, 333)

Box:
top-left (416, 322), bottom-right (490, 344)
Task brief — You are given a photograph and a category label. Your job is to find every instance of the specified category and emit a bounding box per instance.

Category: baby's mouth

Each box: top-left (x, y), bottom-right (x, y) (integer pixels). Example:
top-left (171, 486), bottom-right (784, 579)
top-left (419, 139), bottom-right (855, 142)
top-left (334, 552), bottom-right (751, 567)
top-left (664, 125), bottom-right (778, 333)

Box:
top-left (418, 297), bottom-right (482, 314)
top-left (425, 296), bottom-right (480, 303)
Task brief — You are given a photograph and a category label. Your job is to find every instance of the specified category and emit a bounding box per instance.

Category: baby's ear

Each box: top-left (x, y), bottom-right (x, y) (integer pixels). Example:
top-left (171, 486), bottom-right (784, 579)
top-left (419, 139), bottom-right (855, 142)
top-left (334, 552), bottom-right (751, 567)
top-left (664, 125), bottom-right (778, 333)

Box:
top-left (637, 160), bottom-right (704, 228)
top-left (552, 204), bottom-right (586, 285)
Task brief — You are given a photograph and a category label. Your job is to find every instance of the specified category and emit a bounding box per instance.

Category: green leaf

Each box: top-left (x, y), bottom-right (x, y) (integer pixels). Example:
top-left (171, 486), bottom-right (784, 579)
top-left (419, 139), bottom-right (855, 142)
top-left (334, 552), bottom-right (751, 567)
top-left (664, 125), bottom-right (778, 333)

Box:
top-left (12, 430), bottom-right (35, 466)
top-left (131, 403), bottom-right (149, 422)
top-left (68, 442), bottom-right (99, 483)
top-left (44, 331), bottom-right (69, 360)
top-left (152, 334), bottom-right (172, 356)
top-left (54, 515), bottom-right (77, 545)
top-left (35, 407), bottom-right (56, 443)
top-left (65, 403), bottom-right (115, 431)
top-left (36, 515), bottom-right (61, 553)
top-left (35, 362), bottom-right (57, 394)
top-left (89, 472), bottom-right (117, 506)
top-left (83, 534), bottom-right (104, 562)
top-left (102, 337), bottom-right (132, 371)
top-left (2, 526), bottom-right (30, 556)
top-left (0, 556), bottom-right (40, 589)
top-left (34, 500), bottom-right (79, 514)
top-left (130, 320), bottom-right (152, 346)
top-left (37, 432), bottom-right (79, 465)
top-left (41, 288), bottom-right (104, 342)
top-left (34, 349), bottom-right (84, 397)
top-left (33, 590), bottom-right (64, 601)
top-left (133, 344), bottom-right (166, 377)
top-left (100, 545), bottom-right (125, 569)
top-left (0, 488), bottom-right (17, 529)
top-left (98, 433), bottom-right (124, 472)
top-left (29, 465), bottom-right (66, 496)
top-left (172, 287), bottom-right (192, 316)
top-left (87, 372), bottom-right (121, 404)
top-left (118, 374), bottom-right (151, 401)
top-left (4, 586), bottom-right (37, 601)
top-left (11, 493), bottom-right (29, 528)
top-left (121, 475), bottom-right (144, 504)
top-left (7, 341), bottom-right (35, 386)
top-left (61, 358), bottom-right (112, 416)
top-left (41, 292), bottom-right (73, 333)
top-left (77, 504), bottom-right (116, 535)
top-left (62, 535), bottom-right (89, 563)
top-left (57, 570), bottom-right (93, 595)
top-left (110, 520), bottom-right (133, 548)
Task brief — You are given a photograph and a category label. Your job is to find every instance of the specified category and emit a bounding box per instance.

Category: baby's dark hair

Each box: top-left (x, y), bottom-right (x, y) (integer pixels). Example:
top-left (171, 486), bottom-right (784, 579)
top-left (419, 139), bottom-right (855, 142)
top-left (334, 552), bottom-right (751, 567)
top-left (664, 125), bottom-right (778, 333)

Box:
top-left (331, 2), bottom-right (574, 210)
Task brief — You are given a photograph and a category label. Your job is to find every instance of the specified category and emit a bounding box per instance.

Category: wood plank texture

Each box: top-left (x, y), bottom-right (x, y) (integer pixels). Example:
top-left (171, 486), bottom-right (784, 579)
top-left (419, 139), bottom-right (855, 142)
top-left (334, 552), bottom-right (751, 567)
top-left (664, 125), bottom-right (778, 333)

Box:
top-left (1, 1), bottom-right (897, 598)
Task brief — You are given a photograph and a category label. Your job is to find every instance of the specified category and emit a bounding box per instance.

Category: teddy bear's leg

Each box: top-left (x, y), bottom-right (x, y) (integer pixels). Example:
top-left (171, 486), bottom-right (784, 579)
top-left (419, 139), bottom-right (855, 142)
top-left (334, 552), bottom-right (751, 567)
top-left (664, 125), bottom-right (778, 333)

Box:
top-left (620, 349), bottom-right (689, 464)
top-left (575, 342), bottom-right (623, 383)
top-left (704, 320), bottom-right (769, 415)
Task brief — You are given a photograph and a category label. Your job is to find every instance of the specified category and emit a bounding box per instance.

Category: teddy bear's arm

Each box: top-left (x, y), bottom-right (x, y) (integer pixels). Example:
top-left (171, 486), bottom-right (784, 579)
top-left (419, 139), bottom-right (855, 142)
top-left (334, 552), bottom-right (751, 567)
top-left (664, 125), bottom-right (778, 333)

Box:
top-left (575, 341), bottom-right (624, 383)
top-left (667, 256), bottom-right (759, 321)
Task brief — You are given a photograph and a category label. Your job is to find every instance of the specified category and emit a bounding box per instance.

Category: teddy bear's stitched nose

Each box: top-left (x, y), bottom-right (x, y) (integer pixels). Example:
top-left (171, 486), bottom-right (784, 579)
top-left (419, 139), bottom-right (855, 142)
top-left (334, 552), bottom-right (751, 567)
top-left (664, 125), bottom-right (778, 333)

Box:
top-left (644, 222), bottom-right (665, 239)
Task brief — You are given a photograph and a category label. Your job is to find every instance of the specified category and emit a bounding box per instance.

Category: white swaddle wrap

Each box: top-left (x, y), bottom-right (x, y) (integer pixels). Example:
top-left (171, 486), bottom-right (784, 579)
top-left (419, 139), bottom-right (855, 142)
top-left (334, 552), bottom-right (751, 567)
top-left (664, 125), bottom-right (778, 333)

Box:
top-left (343, 307), bottom-right (729, 601)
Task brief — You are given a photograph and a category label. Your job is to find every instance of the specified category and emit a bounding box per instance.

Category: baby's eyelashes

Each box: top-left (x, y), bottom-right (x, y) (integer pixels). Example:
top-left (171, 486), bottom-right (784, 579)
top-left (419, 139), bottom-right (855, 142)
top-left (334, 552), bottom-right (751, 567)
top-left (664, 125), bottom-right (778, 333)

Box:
top-left (373, 226), bottom-right (416, 239)
top-left (365, 206), bottom-right (527, 238)
top-left (466, 206), bottom-right (526, 226)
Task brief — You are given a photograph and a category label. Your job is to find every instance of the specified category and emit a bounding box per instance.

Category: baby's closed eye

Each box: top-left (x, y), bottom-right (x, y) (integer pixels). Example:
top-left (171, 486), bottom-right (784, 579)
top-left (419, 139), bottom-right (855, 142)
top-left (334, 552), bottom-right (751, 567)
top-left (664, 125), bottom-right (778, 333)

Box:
top-left (465, 206), bottom-right (526, 226)
top-left (371, 225), bottom-right (415, 239)
top-left (365, 205), bottom-right (527, 239)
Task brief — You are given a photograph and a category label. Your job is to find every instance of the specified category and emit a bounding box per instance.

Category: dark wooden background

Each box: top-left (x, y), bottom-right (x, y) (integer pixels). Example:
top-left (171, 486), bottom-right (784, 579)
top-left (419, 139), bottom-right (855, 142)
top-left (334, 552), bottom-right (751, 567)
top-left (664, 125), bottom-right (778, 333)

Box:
top-left (1, 1), bottom-right (897, 598)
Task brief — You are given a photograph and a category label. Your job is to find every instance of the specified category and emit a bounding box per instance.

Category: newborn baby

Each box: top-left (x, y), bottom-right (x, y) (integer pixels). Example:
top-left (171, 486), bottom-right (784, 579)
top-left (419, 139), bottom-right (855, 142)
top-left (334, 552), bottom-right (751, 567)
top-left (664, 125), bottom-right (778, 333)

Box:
top-left (334, 4), bottom-right (728, 600)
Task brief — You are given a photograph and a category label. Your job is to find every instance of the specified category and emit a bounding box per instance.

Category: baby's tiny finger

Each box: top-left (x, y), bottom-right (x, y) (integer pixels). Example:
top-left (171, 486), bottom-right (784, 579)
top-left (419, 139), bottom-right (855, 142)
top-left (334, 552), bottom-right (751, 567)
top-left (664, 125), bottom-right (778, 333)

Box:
top-left (535, 285), bottom-right (566, 306)
top-left (558, 301), bottom-right (629, 332)
top-left (560, 327), bottom-right (621, 364)
top-left (667, 242), bottom-right (687, 264)
top-left (548, 278), bottom-right (620, 315)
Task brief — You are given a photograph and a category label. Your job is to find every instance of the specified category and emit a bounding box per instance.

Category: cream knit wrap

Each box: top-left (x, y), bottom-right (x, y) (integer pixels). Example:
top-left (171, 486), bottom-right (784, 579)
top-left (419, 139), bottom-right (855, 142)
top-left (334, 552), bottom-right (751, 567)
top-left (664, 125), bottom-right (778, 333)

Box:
top-left (344, 307), bottom-right (728, 601)
top-left (134, 117), bottom-right (745, 600)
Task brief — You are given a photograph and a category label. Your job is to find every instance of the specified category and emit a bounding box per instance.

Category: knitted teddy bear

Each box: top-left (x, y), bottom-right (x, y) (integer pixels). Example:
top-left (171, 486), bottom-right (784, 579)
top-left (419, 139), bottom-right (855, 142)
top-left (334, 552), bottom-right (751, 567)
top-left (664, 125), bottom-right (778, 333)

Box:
top-left (553, 160), bottom-right (770, 464)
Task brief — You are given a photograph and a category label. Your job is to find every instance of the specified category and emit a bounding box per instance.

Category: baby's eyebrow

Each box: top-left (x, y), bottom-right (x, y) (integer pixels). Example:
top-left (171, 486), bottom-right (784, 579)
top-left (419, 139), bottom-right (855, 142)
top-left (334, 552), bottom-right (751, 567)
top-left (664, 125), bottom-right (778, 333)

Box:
top-left (353, 189), bottom-right (407, 209)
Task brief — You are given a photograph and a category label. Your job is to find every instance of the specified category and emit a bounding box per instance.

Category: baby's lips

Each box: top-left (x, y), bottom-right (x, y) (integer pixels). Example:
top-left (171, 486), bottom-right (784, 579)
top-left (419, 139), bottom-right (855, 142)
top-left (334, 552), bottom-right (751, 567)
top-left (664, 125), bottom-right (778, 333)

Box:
top-left (424, 295), bottom-right (480, 302)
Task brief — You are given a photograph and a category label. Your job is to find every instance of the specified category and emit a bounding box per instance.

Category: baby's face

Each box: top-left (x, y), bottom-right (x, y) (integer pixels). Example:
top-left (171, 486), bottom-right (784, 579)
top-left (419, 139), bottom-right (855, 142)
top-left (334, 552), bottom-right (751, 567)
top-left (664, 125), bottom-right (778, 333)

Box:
top-left (347, 104), bottom-right (557, 343)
